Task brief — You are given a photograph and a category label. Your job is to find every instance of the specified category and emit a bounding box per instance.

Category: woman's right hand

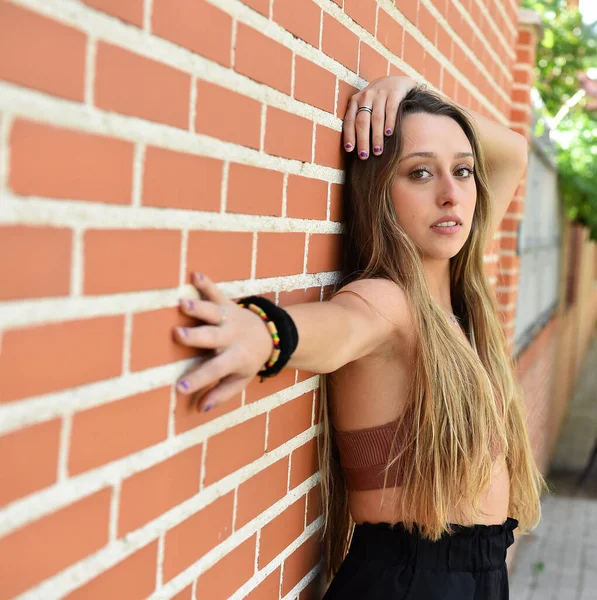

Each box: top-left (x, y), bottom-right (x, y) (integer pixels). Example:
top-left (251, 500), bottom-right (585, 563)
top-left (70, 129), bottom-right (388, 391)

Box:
top-left (174, 273), bottom-right (274, 412)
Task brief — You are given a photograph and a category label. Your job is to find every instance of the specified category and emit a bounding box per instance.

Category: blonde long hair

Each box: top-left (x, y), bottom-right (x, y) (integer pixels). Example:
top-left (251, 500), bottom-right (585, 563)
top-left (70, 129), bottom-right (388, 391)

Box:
top-left (318, 87), bottom-right (544, 581)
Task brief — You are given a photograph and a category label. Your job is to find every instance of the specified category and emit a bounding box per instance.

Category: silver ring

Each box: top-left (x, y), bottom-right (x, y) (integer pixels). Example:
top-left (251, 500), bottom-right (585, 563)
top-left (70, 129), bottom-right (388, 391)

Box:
top-left (217, 305), bottom-right (228, 326)
top-left (357, 105), bottom-right (373, 115)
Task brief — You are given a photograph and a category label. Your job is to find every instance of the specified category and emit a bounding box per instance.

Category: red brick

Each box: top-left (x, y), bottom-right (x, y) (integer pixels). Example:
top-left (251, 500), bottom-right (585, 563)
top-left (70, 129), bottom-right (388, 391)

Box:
top-left (306, 484), bottom-right (322, 525)
top-left (243, 0), bottom-right (270, 17)
top-left (518, 30), bottom-right (533, 46)
top-left (329, 183), bottom-right (344, 222)
top-left (436, 25), bottom-right (453, 60)
top-left (256, 233), bottom-right (305, 278)
top-left (290, 438), bottom-right (318, 489)
top-left (235, 24), bottom-right (292, 94)
top-left (0, 316), bottom-right (124, 403)
top-left (152, 0), bottom-right (232, 67)
top-left (245, 567), bottom-right (281, 600)
top-left (196, 535), bottom-right (256, 599)
top-left (400, 0), bottom-right (418, 25)
top-left (84, 229), bottom-right (180, 294)
top-left (187, 231), bottom-right (253, 283)
top-left (0, 489), bottom-right (111, 598)
top-left (171, 586), bottom-right (193, 600)
top-left (236, 457), bottom-right (289, 528)
top-left (9, 119), bottom-right (134, 204)
top-left (359, 43), bottom-right (388, 82)
top-left (0, 3), bottom-right (86, 101)
top-left (258, 495), bottom-right (306, 568)
top-left (163, 492), bottom-right (234, 582)
top-left (322, 14), bottom-right (359, 72)
top-left (143, 147), bottom-right (222, 211)
top-left (195, 79), bottom-right (261, 149)
top-left (306, 234), bottom-right (342, 273)
top-left (424, 52), bottom-right (441, 88)
top-left (130, 307), bottom-right (197, 372)
top-left (315, 125), bottom-right (343, 170)
top-left (278, 287), bottom-right (321, 307)
top-left (204, 415), bottom-right (266, 485)
top-left (511, 108), bottom-right (530, 125)
top-left (418, 3), bottom-right (437, 43)
top-left (403, 32), bottom-right (425, 75)
top-left (0, 226), bottom-right (71, 300)
top-left (294, 57), bottom-right (336, 113)
top-left (286, 175), bottom-right (328, 220)
top-left (227, 164), bottom-right (284, 216)
top-left (336, 80), bottom-right (360, 119)
top-left (0, 419), bottom-right (61, 508)
top-left (119, 445), bottom-right (203, 536)
top-left (69, 388), bottom-right (170, 475)
top-left (95, 42), bottom-right (191, 129)
top-left (273, 0), bottom-right (321, 48)
top-left (65, 541), bottom-right (158, 600)
top-left (174, 391), bottom-right (243, 433)
top-left (377, 10), bottom-right (403, 58)
top-left (442, 69), bottom-right (456, 100)
top-left (281, 534), bottom-right (321, 595)
top-left (244, 368), bottom-right (297, 404)
top-left (82, 0), bottom-right (144, 26)
top-left (268, 392), bottom-right (313, 451)
top-left (265, 107), bottom-right (312, 162)
top-left (344, 0), bottom-right (377, 34)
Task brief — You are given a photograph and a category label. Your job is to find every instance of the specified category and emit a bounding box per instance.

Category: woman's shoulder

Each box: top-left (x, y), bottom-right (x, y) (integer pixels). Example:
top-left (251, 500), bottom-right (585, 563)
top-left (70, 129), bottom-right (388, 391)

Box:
top-left (330, 277), bottom-right (413, 341)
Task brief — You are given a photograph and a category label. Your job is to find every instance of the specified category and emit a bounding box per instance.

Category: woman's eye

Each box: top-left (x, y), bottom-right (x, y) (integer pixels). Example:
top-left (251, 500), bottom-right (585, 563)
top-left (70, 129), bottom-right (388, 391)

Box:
top-left (410, 169), bottom-right (431, 180)
top-left (455, 166), bottom-right (474, 178)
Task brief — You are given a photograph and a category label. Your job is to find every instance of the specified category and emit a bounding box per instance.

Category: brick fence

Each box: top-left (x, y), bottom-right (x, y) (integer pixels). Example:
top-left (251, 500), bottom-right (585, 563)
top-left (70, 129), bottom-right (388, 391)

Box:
top-left (2, 1), bottom-right (590, 599)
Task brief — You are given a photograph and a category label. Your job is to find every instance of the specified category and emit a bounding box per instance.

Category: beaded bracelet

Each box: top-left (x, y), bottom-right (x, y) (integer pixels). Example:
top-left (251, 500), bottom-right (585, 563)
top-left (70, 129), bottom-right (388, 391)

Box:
top-left (238, 302), bottom-right (281, 371)
top-left (237, 295), bottom-right (299, 382)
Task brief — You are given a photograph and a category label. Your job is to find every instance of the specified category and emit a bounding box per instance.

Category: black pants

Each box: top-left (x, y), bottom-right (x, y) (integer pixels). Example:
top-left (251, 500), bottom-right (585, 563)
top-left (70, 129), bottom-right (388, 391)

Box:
top-left (322, 518), bottom-right (517, 600)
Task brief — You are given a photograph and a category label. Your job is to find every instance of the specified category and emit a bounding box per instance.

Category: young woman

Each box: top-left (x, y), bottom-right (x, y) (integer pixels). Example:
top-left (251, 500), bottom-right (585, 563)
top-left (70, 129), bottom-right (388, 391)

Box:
top-left (173, 77), bottom-right (544, 599)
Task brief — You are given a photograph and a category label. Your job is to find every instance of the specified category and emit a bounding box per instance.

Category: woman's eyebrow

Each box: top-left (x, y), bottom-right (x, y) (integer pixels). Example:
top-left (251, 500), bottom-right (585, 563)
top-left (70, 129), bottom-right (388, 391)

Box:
top-left (398, 151), bottom-right (474, 162)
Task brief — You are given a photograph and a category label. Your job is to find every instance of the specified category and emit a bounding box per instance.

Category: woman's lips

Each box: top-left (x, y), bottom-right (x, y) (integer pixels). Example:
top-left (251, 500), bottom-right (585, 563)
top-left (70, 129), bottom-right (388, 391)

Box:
top-left (430, 224), bottom-right (462, 235)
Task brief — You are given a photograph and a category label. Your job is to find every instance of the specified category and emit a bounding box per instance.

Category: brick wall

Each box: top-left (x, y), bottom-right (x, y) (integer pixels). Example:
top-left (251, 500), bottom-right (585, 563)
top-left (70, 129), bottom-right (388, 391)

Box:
top-left (0, 0), bottom-right (575, 598)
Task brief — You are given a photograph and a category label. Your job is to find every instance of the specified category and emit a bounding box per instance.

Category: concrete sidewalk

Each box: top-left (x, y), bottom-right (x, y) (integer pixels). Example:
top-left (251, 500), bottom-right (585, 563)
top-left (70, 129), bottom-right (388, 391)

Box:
top-left (509, 493), bottom-right (597, 600)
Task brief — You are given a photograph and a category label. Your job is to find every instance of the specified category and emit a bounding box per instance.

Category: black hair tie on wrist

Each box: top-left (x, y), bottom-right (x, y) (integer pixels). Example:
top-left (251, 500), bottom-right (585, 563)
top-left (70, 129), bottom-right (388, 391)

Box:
top-left (237, 296), bottom-right (299, 381)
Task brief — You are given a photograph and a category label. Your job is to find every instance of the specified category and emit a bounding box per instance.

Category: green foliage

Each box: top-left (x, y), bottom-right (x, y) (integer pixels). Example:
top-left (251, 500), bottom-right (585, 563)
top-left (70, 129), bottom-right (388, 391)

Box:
top-left (522, 0), bottom-right (597, 241)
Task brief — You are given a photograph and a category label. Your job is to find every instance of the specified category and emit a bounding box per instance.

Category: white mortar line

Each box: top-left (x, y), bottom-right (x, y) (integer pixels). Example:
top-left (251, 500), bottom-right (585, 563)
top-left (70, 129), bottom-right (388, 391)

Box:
top-left (1, 396), bottom-right (320, 538)
top-left (56, 414), bottom-right (72, 483)
top-left (0, 112), bottom-right (13, 194)
top-left (131, 142), bottom-right (146, 207)
top-left (0, 82), bottom-right (345, 178)
top-left (121, 312), bottom-right (133, 374)
top-left (84, 36), bottom-right (97, 107)
top-left (281, 561), bottom-right (322, 600)
top-left (178, 229), bottom-right (189, 287)
top-left (70, 227), bottom-right (84, 296)
top-left (108, 482), bottom-right (121, 542)
top-left (188, 75), bottom-right (197, 133)
top-left (18, 459), bottom-right (320, 600)
top-left (0, 194), bottom-right (344, 231)
top-left (0, 271), bottom-right (339, 331)
top-left (281, 173), bottom-right (289, 218)
top-left (228, 519), bottom-right (322, 600)
top-left (156, 532), bottom-right (165, 589)
top-left (143, 0), bottom-right (153, 32)
top-left (250, 232), bottom-right (258, 280)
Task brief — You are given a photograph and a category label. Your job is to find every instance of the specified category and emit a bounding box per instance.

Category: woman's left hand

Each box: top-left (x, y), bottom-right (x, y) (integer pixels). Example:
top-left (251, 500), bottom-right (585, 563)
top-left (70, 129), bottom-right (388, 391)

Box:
top-left (343, 75), bottom-right (415, 159)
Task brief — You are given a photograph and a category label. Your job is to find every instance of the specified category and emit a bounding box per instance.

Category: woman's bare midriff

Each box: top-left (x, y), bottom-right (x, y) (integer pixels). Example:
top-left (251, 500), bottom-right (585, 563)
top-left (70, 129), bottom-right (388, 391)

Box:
top-left (328, 321), bottom-right (510, 527)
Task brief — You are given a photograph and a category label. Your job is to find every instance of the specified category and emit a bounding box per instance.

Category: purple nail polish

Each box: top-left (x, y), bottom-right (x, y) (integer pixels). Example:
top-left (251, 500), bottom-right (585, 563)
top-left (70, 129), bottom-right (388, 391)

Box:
top-left (374, 146), bottom-right (382, 153)
top-left (385, 128), bottom-right (392, 135)
top-left (178, 380), bottom-right (189, 391)
top-left (359, 151), bottom-right (368, 158)
top-left (179, 327), bottom-right (188, 337)
top-left (345, 143), bottom-right (353, 150)
top-left (186, 299), bottom-right (194, 310)
top-left (201, 402), bottom-right (213, 412)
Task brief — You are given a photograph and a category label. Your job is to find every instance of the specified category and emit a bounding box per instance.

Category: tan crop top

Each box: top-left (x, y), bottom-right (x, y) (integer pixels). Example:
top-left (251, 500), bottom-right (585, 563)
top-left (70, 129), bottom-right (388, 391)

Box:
top-left (334, 416), bottom-right (410, 491)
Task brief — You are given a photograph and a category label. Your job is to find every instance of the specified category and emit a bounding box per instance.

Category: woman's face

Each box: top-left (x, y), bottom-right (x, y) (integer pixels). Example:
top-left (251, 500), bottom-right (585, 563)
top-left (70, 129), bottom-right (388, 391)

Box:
top-left (391, 112), bottom-right (477, 262)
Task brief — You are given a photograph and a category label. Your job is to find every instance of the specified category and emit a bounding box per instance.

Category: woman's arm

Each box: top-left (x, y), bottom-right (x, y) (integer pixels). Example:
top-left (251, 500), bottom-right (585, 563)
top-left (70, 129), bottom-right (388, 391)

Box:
top-left (174, 274), bottom-right (407, 411)
top-left (343, 76), bottom-right (528, 237)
